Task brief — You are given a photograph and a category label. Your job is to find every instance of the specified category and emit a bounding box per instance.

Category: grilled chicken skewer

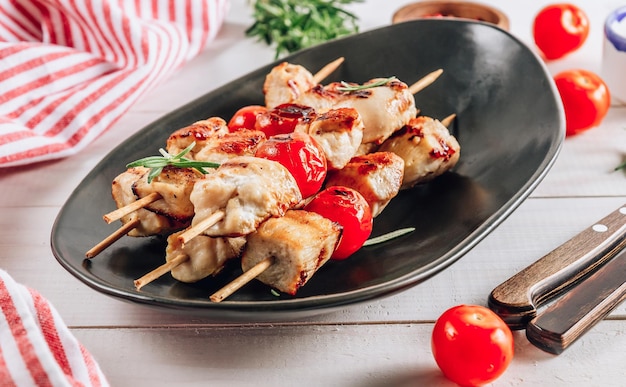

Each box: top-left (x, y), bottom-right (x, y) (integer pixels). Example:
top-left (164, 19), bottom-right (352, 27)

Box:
top-left (87, 122), bottom-right (273, 258)
top-left (210, 209), bottom-right (342, 302)
top-left (264, 62), bottom-right (442, 148)
top-left (132, 155), bottom-right (302, 289)
top-left (86, 166), bottom-right (206, 258)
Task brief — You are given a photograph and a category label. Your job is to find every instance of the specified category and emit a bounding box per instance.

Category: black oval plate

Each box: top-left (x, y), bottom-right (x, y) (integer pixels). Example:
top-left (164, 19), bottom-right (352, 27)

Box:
top-left (51, 20), bottom-right (564, 321)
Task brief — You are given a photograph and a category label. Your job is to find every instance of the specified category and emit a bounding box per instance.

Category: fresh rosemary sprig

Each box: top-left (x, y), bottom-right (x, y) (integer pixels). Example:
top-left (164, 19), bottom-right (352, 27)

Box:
top-left (362, 227), bottom-right (416, 246)
top-left (246, 0), bottom-right (362, 59)
top-left (126, 142), bottom-right (219, 183)
top-left (336, 76), bottom-right (398, 93)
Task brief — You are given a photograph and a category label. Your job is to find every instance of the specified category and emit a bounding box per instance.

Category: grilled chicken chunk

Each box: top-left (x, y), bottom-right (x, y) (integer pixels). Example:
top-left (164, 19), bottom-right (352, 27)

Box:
top-left (241, 210), bottom-right (341, 295)
top-left (165, 231), bottom-right (246, 283)
top-left (166, 117), bottom-right (230, 158)
top-left (132, 165), bottom-right (203, 223)
top-left (189, 156), bottom-right (302, 237)
top-left (194, 129), bottom-right (267, 163)
top-left (379, 116), bottom-right (460, 189)
top-left (264, 62), bottom-right (316, 110)
top-left (294, 78), bottom-right (417, 145)
top-left (296, 107), bottom-right (364, 170)
top-left (111, 167), bottom-right (188, 236)
top-left (324, 152), bottom-right (405, 217)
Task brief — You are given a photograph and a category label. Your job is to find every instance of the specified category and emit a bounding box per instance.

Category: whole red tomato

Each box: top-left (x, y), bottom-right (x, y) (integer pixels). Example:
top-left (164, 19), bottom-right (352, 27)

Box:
top-left (304, 186), bottom-right (373, 260)
top-left (554, 69), bottom-right (611, 136)
top-left (533, 4), bottom-right (589, 60)
top-left (228, 105), bottom-right (267, 132)
top-left (431, 304), bottom-right (514, 386)
top-left (255, 132), bottom-right (328, 198)
top-left (255, 103), bottom-right (316, 137)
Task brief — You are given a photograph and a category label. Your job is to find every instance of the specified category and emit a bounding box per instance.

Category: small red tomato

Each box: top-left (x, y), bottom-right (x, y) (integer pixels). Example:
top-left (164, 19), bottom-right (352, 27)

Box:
top-left (304, 186), bottom-right (373, 260)
top-left (554, 69), bottom-right (611, 136)
top-left (533, 4), bottom-right (589, 60)
top-left (255, 132), bottom-right (328, 198)
top-left (255, 103), bottom-right (316, 137)
top-left (228, 105), bottom-right (267, 132)
top-left (431, 305), bottom-right (514, 386)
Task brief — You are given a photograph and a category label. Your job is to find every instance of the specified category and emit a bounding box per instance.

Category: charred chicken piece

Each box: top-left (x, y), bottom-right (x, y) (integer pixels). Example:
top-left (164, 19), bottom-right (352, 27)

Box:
top-left (194, 129), bottom-right (267, 163)
top-left (379, 116), bottom-right (460, 189)
top-left (165, 231), bottom-right (246, 283)
top-left (297, 107), bottom-right (364, 170)
top-left (166, 117), bottom-right (230, 158)
top-left (189, 156), bottom-right (302, 237)
top-left (111, 167), bottom-right (189, 236)
top-left (264, 62), bottom-right (316, 110)
top-left (294, 78), bottom-right (418, 145)
top-left (324, 152), bottom-right (405, 217)
top-left (240, 210), bottom-right (341, 295)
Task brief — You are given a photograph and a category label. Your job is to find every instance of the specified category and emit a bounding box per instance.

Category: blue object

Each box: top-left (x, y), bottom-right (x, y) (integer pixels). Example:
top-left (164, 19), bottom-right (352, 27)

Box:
top-left (605, 6), bottom-right (626, 52)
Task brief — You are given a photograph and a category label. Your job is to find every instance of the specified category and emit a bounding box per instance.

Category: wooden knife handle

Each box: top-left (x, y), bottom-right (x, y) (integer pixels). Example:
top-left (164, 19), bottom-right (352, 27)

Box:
top-left (488, 205), bottom-right (626, 330)
top-left (525, 250), bottom-right (626, 354)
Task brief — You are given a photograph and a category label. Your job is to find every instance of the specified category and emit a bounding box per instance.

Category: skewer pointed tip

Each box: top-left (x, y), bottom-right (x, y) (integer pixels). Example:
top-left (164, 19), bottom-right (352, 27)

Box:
top-left (133, 254), bottom-right (189, 291)
top-left (408, 68), bottom-right (444, 95)
top-left (312, 57), bottom-right (346, 84)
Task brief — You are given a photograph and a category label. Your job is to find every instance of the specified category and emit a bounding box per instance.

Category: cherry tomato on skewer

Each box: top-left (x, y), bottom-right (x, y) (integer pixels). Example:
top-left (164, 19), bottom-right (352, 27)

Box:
top-left (228, 105), bottom-right (267, 132)
top-left (255, 132), bottom-right (328, 198)
top-left (255, 103), bottom-right (316, 137)
top-left (304, 186), bottom-right (373, 260)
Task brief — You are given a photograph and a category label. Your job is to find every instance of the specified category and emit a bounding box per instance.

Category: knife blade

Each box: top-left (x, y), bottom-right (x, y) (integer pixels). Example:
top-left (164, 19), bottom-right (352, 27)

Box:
top-left (488, 205), bottom-right (626, 330)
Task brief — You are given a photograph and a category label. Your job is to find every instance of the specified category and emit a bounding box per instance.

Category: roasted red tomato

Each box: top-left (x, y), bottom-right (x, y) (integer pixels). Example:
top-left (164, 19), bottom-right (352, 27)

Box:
top-left (255, 132), bottom-right (327, 198)
top-left (431, 305), bottom-right (514, 386)
top-left (533, 4), bottom-right (589, 60)
top-left (228, 105), bottom-right (267, 132)
top-left (304, 186), bottom-right (373, 260)
top-left (554, 69), bottom-right (611, 136)
top-left (255, 103), bottom-right (316, 137)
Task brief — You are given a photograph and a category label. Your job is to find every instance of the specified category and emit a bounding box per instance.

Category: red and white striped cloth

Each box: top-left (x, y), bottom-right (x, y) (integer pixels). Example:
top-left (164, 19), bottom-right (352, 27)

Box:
top-left (0, 269), bottom-right (109, 386)
top-left (0, 0), bottom-right (230, 168)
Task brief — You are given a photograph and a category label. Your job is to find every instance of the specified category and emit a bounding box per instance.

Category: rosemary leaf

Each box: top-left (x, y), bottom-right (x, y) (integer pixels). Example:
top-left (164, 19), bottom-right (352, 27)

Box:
top-left (126, 142), bottom-right (219, 183)
top-left (363, 228), bottom-right (416, 247)
top-left (336, 76), bottom-right (398, 93)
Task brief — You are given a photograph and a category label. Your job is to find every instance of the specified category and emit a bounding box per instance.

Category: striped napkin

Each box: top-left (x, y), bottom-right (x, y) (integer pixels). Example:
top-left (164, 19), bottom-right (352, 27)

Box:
top-left (0, 0), bottom-right (230, 168)
top-left (0, 269), bottom-right (109, 386)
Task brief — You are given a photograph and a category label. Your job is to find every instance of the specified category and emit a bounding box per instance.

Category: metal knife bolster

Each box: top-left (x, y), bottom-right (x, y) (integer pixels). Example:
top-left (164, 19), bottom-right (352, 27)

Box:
top-left (488, 205), bottom-right (626, 330)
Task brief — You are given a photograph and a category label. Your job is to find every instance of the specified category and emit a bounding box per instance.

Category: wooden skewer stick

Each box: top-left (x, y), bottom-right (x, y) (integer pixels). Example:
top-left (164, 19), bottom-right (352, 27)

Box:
top-left (441, 113), bottom-right (457, 128)
top-left (134, 254), bottom-right (189, 290)
top-left (86, 218), bottom-right (140, 258)
top-left (408, 68), bottom-right (444, 95)
top-left (312, 57), bottom-right (345, 84)
top-left (103, 192), bottom-right (162, 224)
top-left (210, 257), bottom-right (275, 302)
top-left (177, 210), bottom-right (226, 245)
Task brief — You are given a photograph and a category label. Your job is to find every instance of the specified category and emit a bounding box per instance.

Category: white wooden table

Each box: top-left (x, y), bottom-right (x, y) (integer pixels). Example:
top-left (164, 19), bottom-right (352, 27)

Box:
top-left (2, 1), bottom-right (626, 385)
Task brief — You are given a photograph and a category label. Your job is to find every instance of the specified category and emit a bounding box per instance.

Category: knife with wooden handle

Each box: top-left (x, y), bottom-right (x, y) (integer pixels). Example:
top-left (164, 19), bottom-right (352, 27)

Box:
top-left (488, 205), bottom-right (626, 330)
top-left (525, 248), bottom-right (626, 354)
